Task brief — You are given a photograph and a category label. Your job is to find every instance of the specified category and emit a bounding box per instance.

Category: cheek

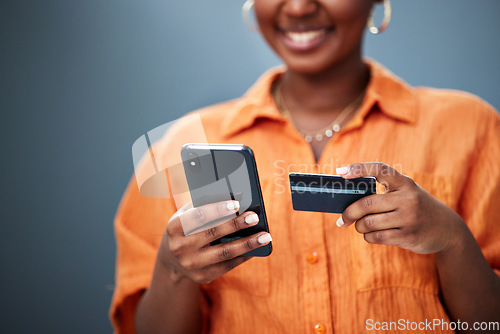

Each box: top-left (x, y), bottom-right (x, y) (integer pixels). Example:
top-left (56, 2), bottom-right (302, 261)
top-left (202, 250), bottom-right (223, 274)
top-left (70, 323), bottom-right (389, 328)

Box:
top-left (253, 2), bottom-right (279, 45)
top-left (253, 1), bottom-right (276, 25)
top-left (327, 0), bottom-right (372, 24)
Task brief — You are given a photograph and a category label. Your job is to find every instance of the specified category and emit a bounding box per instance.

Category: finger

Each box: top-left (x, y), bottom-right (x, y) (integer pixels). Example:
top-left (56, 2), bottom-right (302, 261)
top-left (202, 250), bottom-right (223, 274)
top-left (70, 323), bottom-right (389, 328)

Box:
top-left (337, 192), bottom-right (397, 228)
top-left (191, 211), bottom-right (260, 247)
top-left (179, 201), bottom-right (193, 212)
top-left (179, 200), bottom-right (241, 236)
top-left (336, 162), bottom-right (409, 191)
top-left (169, 201), bottom-right (193, 222)
top-left (354, 211), bottom-right (400, 234)
top-left (199, 232), bottom-right (272, 265)
top-left (166, 201), bottom-right (195, 237)
top-left (363, 228), bottom-right (406, 247)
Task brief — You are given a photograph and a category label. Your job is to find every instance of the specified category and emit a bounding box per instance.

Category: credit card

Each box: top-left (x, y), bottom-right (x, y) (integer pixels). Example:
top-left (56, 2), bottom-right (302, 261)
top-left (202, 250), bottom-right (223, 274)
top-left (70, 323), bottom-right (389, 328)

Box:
top-left (289, 172), bottom-right (377, 213)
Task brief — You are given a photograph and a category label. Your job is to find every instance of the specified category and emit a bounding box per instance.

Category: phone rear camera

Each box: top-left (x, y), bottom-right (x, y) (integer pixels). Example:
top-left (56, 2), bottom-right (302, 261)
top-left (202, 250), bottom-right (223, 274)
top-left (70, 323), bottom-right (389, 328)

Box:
top-left (186, 152), bottom-right (201, 172)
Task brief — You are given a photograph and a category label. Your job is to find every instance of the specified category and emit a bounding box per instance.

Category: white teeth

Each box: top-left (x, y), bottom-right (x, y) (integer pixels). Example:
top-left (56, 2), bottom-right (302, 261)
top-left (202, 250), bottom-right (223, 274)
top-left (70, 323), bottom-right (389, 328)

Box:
top-left (285, 30), bottom-right (325, 43)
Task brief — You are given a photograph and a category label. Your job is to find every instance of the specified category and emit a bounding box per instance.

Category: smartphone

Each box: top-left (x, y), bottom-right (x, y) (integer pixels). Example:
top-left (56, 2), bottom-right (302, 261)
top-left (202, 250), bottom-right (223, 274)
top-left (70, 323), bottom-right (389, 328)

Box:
top-left (181, 143), bottom-right (272, 257)
top-left (289, 172), bottom-right (377, 213)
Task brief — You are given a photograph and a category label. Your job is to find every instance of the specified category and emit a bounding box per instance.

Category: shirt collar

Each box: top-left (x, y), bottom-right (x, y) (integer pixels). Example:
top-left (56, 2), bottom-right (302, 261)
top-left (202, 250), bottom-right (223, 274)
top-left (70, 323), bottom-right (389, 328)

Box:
top-left (361, 59), bottom-right (417, 124)
top-left (220, 60), bottom-right (417, 138)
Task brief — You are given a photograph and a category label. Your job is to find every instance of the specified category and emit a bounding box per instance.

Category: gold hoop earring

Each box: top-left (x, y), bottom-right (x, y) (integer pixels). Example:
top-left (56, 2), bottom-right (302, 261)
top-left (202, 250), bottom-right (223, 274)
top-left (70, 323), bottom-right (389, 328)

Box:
top-left (242, 0), bottom-right (258, 32)
top-left (367, 0), bottom-right (392, 34)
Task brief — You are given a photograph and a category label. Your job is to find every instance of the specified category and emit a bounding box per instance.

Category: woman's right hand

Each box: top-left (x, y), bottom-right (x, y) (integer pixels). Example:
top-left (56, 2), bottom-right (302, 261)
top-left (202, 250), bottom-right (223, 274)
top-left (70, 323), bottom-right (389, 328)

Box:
top-left (158, 200), bottom-right (272, 284)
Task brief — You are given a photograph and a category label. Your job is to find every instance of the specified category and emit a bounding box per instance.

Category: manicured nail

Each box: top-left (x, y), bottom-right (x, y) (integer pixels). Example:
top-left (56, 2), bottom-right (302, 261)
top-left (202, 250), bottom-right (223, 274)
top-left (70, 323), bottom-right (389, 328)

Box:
top-left (336, 217), bottom-right (344, 227)
top-left (257, 233), bottom-right (272, 244)
top-left (226, 201), bottom-right (240, 211)
top-left (245, 213), bottom-right (259, 224)
top-left (336, 166), bottom-right (350, 175)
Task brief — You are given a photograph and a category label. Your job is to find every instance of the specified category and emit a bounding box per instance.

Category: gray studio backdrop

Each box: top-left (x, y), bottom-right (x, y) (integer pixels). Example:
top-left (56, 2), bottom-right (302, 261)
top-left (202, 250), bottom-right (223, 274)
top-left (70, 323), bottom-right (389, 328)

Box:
top-left (1, 1), bottom-right (499, 333)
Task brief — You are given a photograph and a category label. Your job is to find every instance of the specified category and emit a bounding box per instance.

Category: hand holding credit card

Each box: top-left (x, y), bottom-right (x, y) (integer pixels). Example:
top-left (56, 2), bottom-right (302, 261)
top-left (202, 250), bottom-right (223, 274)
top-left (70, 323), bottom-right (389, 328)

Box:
top-left (289, 172), bottom-right (377, 213)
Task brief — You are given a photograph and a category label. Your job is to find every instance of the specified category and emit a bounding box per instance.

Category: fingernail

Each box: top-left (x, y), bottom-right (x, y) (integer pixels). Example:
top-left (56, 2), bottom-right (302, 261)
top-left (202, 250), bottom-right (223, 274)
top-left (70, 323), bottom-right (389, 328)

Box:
top-left (226, 201), bottom-right (240, 211)
top-left (336, 166), bottom-right (350, 175)
top-left (257, 233), bottom-right (272, 244)
top-left (245, 213), bottom-right (259, 224)
top-left (336, 217), bottom-right (344, 227)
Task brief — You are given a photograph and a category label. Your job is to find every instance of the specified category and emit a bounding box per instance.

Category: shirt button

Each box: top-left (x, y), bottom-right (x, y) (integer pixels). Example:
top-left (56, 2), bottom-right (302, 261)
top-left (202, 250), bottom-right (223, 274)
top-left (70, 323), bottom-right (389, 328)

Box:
top-left (307, 252), bottom-right (319, 264)
top-left (314, 322), bottom-right (326, 334)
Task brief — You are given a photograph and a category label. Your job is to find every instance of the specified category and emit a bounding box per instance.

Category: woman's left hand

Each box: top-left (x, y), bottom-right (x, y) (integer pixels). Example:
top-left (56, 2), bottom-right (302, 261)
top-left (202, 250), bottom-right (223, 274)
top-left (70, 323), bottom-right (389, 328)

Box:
top-left (336, 162), bottom-right (467, 255)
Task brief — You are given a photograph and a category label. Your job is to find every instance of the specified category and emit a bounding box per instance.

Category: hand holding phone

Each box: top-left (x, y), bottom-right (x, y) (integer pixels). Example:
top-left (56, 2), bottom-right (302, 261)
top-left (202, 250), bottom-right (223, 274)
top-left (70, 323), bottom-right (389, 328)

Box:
top-left (181, 143), bottom-right (272, 257)
top-left (157, 199), bottom-right (272, 284)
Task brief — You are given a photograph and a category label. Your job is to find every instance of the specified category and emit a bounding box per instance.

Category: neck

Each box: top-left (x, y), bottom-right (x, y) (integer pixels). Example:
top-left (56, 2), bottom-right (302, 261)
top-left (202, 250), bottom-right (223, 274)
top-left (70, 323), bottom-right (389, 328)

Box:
top-left (280, 54), bottom-right (369, 115)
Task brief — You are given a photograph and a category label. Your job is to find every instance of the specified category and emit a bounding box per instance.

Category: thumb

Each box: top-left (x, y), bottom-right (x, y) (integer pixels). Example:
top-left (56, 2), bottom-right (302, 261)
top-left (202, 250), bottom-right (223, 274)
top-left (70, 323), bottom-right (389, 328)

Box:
top-left (336, 162), bottom-right (408, 191)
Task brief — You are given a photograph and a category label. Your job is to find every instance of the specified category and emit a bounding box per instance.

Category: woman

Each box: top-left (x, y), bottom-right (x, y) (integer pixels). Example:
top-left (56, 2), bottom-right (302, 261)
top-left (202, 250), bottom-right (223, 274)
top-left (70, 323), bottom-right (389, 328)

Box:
top-left (111, 1), bottom-right (500, 333)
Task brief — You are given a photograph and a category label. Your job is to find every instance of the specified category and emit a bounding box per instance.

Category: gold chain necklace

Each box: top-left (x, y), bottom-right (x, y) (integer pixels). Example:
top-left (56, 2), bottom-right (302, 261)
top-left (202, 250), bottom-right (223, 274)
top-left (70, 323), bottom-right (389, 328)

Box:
top-left (273, 81), bottom-right (365, 143)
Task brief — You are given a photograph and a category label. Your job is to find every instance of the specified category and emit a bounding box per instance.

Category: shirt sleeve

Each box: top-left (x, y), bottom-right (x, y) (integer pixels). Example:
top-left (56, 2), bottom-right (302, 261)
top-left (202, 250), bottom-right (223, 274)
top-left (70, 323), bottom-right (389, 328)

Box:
top-left (109, 171), bottom-right (174, 333)
top-left (111, 172), bottom-right (214, 334)
top-left (457, 107), bottom-right (500, 276)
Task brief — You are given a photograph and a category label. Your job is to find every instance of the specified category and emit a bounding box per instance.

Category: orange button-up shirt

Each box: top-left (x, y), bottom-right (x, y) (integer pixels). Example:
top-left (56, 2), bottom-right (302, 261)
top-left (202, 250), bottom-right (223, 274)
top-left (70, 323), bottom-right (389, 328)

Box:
top-left (110, 60), bottom-right (500, 334)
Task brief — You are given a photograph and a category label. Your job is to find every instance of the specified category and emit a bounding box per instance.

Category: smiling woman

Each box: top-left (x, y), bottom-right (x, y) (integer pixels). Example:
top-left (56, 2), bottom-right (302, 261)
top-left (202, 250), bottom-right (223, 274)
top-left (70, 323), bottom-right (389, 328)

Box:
top-left (254, 0), bottom-right (372, 75)
top-left (110, 1), bottom-right (500, 333)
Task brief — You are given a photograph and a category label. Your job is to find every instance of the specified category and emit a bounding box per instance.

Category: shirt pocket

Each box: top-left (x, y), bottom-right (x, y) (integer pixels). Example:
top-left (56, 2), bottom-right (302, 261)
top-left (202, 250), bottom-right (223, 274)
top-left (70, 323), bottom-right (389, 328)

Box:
top-left (209, 179), bottom-right (272, 297)
top-left (349, 172), bottom-right (455, 293)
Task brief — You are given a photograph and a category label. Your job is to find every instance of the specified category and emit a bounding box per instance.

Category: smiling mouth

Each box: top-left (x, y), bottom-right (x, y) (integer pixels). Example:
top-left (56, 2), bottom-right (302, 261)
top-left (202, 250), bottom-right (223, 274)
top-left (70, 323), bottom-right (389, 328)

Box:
top-left (286, 29), bottom-right (325, 42)
top-left (280, 27), bottom-right (332, 51)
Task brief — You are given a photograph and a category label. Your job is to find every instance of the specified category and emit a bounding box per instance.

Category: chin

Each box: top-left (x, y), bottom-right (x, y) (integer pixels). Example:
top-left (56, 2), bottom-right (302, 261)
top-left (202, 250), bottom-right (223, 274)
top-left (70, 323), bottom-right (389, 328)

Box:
top-left (282, 56), bottom-right (340, 76)
top-left (280, 45), bottom-right (363, 77)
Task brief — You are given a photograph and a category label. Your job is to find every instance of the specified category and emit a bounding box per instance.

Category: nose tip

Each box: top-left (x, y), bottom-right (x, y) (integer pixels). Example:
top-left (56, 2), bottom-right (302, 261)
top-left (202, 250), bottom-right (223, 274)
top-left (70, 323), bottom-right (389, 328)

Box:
top-left (282, 0), bottom-right (318, 18)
